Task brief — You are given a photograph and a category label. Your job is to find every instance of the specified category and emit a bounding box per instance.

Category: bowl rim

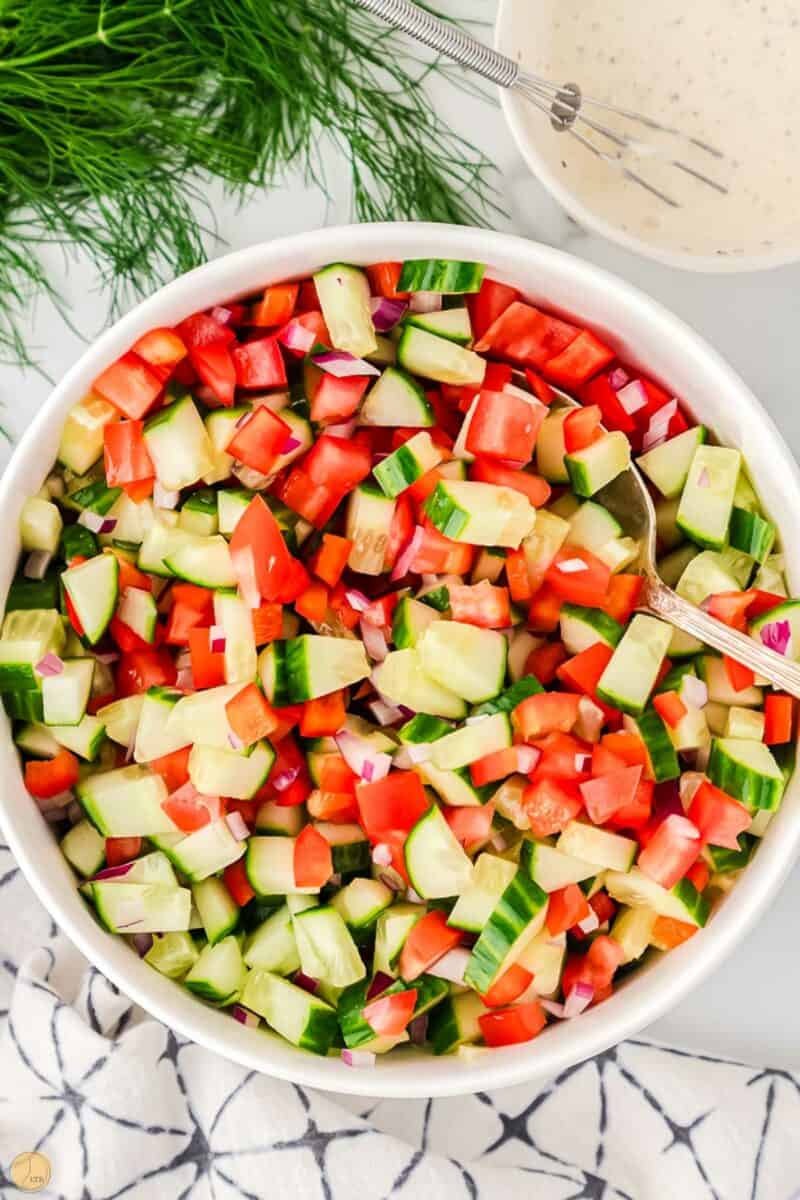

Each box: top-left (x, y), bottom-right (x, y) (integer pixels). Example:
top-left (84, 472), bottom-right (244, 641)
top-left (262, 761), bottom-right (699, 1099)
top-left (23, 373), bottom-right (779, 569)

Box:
top-left (494, 0), bottom-right (800, 275)
top-left (2, 220), bottom-right (800, 1099)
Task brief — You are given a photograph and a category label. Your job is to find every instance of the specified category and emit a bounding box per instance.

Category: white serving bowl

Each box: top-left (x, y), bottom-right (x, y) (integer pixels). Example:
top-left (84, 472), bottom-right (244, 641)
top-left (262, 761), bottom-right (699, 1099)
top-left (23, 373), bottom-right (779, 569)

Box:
top-left (1, 223), bottom-right (799, 1099)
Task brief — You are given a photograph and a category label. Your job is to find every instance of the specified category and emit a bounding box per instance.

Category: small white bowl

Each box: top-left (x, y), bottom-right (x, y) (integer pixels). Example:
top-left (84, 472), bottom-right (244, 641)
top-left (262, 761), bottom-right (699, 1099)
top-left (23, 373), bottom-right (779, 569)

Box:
top-left (495, 0), bottom-right (800, 273)
top-left (1, 222), bottom-right (799, 1098)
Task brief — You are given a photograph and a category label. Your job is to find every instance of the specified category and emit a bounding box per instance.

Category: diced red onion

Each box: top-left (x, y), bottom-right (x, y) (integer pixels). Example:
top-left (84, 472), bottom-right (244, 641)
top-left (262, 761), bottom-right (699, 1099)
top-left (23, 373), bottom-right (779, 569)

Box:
top-left (696, 467), bottom-right (711, 489)
top-left (325, 419), bottom-right (357, 439)
top-left (564, 982), bottom-right (595, 1018)
top-left (679, 771), bottom-right (706, 810)
top-left (78, 509), bottom-right (117, 534)
top-left (153, 482), bottom-right (180, 510)
top-left (271, 764), bottom-right (301, 792)
top-left (367, 972), bottom-right (393, 1000)
top-left (133, 932), bottom-right (154, 957)
top-left (67, 801), bottom-right (83, 825)
top-left (368, 698), bottom-right (404, 726)
top-left (574, 753), bottom-right (592, 772)
top-left (681, 675), bottom-right (708, 708)
top-left (616, 379), bottom-right (648, 415)
top-left (515, 746), bottom-right (541, 774)
top-left (329, 872), bottom-right (342, 887)
top-left (360, 619), bottom-right (389, 664)
top-left (23, 550), bottom-right (52, 580)
top-left (174, 649), bottom-right (192, 671)
top-left (540, 998), bottom-right (566, 1018)
top-left (642, 400), bottom-right (679, 451)
top-left (575, 695), bottom-right (606, 744)
top-left (406, 887), bottom-right (424, 905)
top-left (401, 741), bottom-right (432, 766)
top-left (46, 474), bottom-right (65, 499)
top-left (281, 434), bottom-right (302, 454)
top-left (378, 869), bottom-right (404, 892)
top-left (279, 319), bottom-right (317, 355)
top-left (175, 667), bottom-right (194, 692)
top-left (209, 624), bottom-right (226, 653)
top-left (312, 350), bottom-right (380, 378)
top-left (577, 909), bottom-right (600, 935)
top-left (427, 947), bottom-right (470, 984)
top-left (760, 618), bottom-right (791, 656)
top-left (345, 589), bottom-right (371, 613)
top-left (390, 524), bottom-right (425, 582)
top-left (94, 650), bottom-right (120, 666)
top-left (292, 971), bottom-right (319, 995)
top-left (558, 558), bottom-right (589, 574)
top-left (335, 729), bottom-right (391, 783)
top-left (609, 367), bottom-right (630, 391)
top-left (409, 291), bottom-right (442, 314)
top-left (93, 860), bottom-right (136, 881)
top-left (226, 811), bottom-right (249, 841)
top-left (489, 831), bottom-right (510, 853)
top-left (43, 803), bottom-right (69, 822)
top-left (231, 1004), bottom-right (260, 1028)
top-left (211, 305), bottom-right (235, 326)
top-left (371, 843), bottom-right (393, 867)
top-left (342, 1048), bottom-right (377, 1068)
top-left (421, 574), bottom-right (439, 589)
top-left (35, 652), bottom-right (63, 678)
top-left (408, 1013), bottom-right (429, 1045)
top-left (370, 296), bottom-right (408, 332)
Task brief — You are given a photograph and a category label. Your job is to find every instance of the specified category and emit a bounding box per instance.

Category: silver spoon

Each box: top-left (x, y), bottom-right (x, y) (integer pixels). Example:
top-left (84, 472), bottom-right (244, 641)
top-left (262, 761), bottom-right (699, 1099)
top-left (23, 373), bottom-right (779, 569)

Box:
top-left (519, 375), bottom-right (800, 699)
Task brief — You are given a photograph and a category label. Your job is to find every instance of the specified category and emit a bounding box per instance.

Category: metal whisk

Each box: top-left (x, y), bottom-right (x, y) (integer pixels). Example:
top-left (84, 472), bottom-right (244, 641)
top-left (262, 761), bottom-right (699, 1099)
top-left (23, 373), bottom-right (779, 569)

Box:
top-left (353, 0), bottom-right (727, 208)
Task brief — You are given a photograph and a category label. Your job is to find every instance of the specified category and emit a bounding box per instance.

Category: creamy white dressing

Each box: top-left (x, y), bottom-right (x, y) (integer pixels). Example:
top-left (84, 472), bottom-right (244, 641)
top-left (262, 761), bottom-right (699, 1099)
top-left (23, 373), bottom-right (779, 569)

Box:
top-left (508, 0), bottom-right (800, 258)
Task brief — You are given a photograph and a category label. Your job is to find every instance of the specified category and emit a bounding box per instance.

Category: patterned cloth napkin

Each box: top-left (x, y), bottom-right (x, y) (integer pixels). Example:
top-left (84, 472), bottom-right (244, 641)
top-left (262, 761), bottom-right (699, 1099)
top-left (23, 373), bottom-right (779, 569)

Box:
top-left (1, 834), bottom-right (797, 1200)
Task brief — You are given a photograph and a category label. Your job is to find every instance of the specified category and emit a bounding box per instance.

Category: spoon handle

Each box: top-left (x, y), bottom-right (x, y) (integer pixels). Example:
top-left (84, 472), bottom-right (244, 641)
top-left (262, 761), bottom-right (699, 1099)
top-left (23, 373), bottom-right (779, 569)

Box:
top-left (644, 577), bottom-right (800, 700)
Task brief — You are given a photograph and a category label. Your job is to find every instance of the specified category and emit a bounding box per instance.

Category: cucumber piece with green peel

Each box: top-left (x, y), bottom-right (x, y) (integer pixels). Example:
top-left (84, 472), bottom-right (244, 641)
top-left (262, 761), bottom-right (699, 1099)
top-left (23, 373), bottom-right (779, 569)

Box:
top-left (337, 974), bottom-right (448, 1049)
top-left (47, 714), bottom-right (106, 761)
top-left (417, 584), bottom-right (451, 613)
top-left (507, 632), bottom-right (541, 681)
top-left (728, 507), bottom-right (775, 564)
top-left (3, 689), bottom-right (45, 722)
top-left (704, 834), bottom-right (755, 874)
top-left (284, 634), bottom-right (369, 702)
top-left (471, 674), bottom-right (544, 717)
top-left (314, 263), bottom-right (377, 358)
top-left (567, 501), bottom-right (622, 551)
top-left (415, 760), bottom-right (492, 808)
top-left (565, 431), bottom-right (631, 498)
top-left (724, 706), bottom-right (765, 741)
top-left (462, 870), bottom-right (548, 993)
top-left (188, 740), bottom-right (275, 801)
top-left (217, 487), bottom-right (254, 535)
top-left (556, 822), bottom-right (637, 872)
top-left (41, 658), bottom-right (94, 726)
top-left (471, 547), bottom-right (507, 586)
top-left (20, 497), bottom-right (63, 555)
top-left (396, 325), bottom-right (486, 387)
top-left (144, 394), bottom-right (214, 491)
top-left (372, 648), bottom-right (466, 720)
top-left (167, 682), bottom-right (248, 748)
top-left (68, 478), bottom-right (122, 515)
top-left (62, 554), bottom-right (119, 644)
top-left (398, 713), bottom-right (454, 745)
top-left (77, 765), bottom-right (175, 836)
top-left (667, 703), bottom-right (710, 753)
top-left (255, 800), bottom-right (305, 837)
top-left (596, 614), bottom-right (672, 716)
top-left (515, 927), bottom-right (566, 997)
top-left (418, 620), bottom-right (507, 704)
top-left (246, 836), bottom-right (319, 897)
top-left (611, 906), bottom-right (658, 963)
top-left (312, 823), bottom-right (371, 874)
top-left (596, 536), bottom-right (639, 573)
top-left (243, 901), bottom-right (309, 974)
top-left (405, 307), bottom-right (472, 345)
top-left (424, 480), bottom-right (535, 547)
top-left (90, 882), bottom-right (192, 934)
top-left (214, 590), bottom-right (257, 685)
top-left (707, 738), bottom-right (785, 811)
top-left (447, 853), bottom-right (517, 933)
top-left (397, 258), bottom-right (485, 293)
top-left (258, 642), bottom-right (290, 707)
top-left (749, 600), bottom-right (800, 661)
top-left (559, 604), bottom-right (624, 655)
top-left (359, 366), bottom-right (433, 427)
top-left (179, 489), bottom-right (219, 537)
top-left (241, 969), bottom-right (338, 1054)
top-left (521, 510), bottom-right (570, 588)
top-left (676, 444), bottom-right (741, 550)
top-left (696, 656), bottom-right (763, 706)
top-left (164, 535), bottom-right (237, 589)
top-left (133, 686), bottom-right (186, 762)
top-left (636, 425), bottom-right (707, 498)
top-left (605, 867), bottom-right (709, 927)
top-left (520, 838), bottom-right (600, 892)
top-left (185, 935), bottom-right (245, 1005)
top-left (535, 409), bottom-right (570, 483)
top-left (373, 902), bottom-right (424, 977)
top-left (625, 708), bottom-right (681, 782)
top-left (137, 521), bottom-right (199, 577)
top-left (57, 395), bottom-right (118, 475)
top-left (6, 571), bottom-right (60, 613)
top-left (192, 876), bottom-right (241, 944)
top-left (117, 586), bottom-right (157, 644)
top-left (429, 713), bottom-right (511, 771)
top-left (145, 932), bottom-right (200, 979)
top-left (404, 804), bottom-right (473, 899)
top-left (60, 819), bottom-right (106, 878)
top-left (164, 819), bottom-right (246, 882)
top-left (392, 595), bottom-right (441, 649)
top-left (373, 431), bottom-right (442, 498)
top-left (345, 483), bottom-right (395, 575)
top-left (428, 991), bottom-right (489, 1055)
top-left (203, 408), bottom-right (251, 485)
top-left (16, 722), bottom-right (61, 759)
top-left (753, 554), bottom-right (787, 596)
top-left (291, 905), bottom-right (366, 988)
top-left (330, 877), bottom-right (394, 940)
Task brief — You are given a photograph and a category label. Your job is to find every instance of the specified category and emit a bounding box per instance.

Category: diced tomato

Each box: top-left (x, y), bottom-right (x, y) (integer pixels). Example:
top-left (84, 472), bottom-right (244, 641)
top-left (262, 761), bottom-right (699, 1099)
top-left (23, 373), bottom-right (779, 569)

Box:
top-left (547, 883), bottom-right (591, 936)
top-left (523, 368), bottom-right (555, 406)
top-left (150, 746), bottom-right (191, 794)
top-left (706, 590), bottom-right (754, 631)
top-left (687, 780), bottom-right (751, 850)
top-left (251, 602), bottom-right (283, 646)
top-left (542, 330), bottom-right (615, 388)
top-left (93, 352), bottom-right (164, 419)
top-left (226, 406), bottom-right (291, 475)
top-left (307, 369), bottom-right (370, 425)
top-left (526, 641), bottom-right (568, 684)
top-left (522, 777), bottom-right (583, 838)
top-left (356, 771), bottom-right (429, 844)
top-left (563, 405), bottom-right (603, 453)
top-left (448, 581), bottom-right (511, 629)
top-left (637, 814), bottom-right (703, 889)
top-left (24, 749), bottom-right (80, 800)
top-left (362, 594), bottom-right (399, 630)
top-left (600, 731), bottom-right (648, 768)
top-left (475, 301), bottom-right (579, 368)
top-left (132, 327), bottom-right (187, 371)
top-left (513, 692), bottom-right (581, 740)
top-left (231, 336), bottom-right (287, 391)
top-left (406, 466), bottom-right (443, 506)
top-left (651, 915), bottom-right (698, 950)
top-left (600, 574), bottom-right (643, 624)
top-left (584, 935), bottom-right (624, 989)
top-left (686, 860), bottom-right (710, 892)
top-left (529, 732), bottom-right (592, 783)
top-left (478, 1001), bottom-right (546, 1047)
top-left (308, 534), bottom-right (352, 588)
top-left (164, 583), bottom-right (213, 644)
top-left (557, 643), bottom-right (614, 699)
top-left (222, 859), bottom-right (254, 907)
top-left (109, 612), bottom-right (154, 653)
top-left (444, 802), bottom-right (495, 850)
top-left (104, 420), bottom-right (154, 491)
top-left (380, 493), bottom-right (413, 572)
top-left (116, 647), bottom-right (176, 696)
top-left (229, 495), bottom-right (293, 604)
top-left (578, 373), bottom-right (636, 435)
top-left (528, 584), bottom-right (564, 633)
top-left (366, 262), bottom-right (409, 300)
top-left (465, 389), bottom-right (545, 464)
top-left (225, 683), bottom-right (278, 746)
top-left (294, 579), bottom-right (329, 624)
top-left (466, 277), bottom-right (519, 341)
top-left (304, 435), bottom-right (372, 494)
top-left (278, 469), bottom-right (342, 527)
top-left (307, 790), bottom-right (360, 822)
top-left (399, 910), bottom-right (461, 980)
top-left (177, 312), bottom-right (236, 348)
top-left (189, 341), bottom-right (236, 406)
top-left (723, 655), bottom-right (755, 693)
top-left (363, 988), bottom-right (418, 1037)
top-left (606, 777), bottom-right (654, 831)
top-left (652, 690), bottom-right (687, 729)
top-left (317, 755), bottom-right (357, 796)
top-left (162, 784), bottom-right (222, 833)
top-left (299, 690), bottom-right (346, 738)
top-left (105, 837), bottom-right (143, 868)
top-left (273, 557), bottom-right (310, 606)
top-left (764, 693), bottom-right (794, 744)
top-left (505, 549), bottom-right (532, 604)
top-left (470, 747), bottom-right (526, 788)
top-left (251, 283), bottom-right (299, 328)
top-left (546, 546), bottom-right (611, 607)
top-left (188, 626), bottom-right (226, 689)
top-left (580, 764), bottom-right (643, 825)
top-left (408, 521), bottom-right (474, 576)
top-left (480, 963), bottom-right (533, 1008)
top-left (588, 890), bottom-right (617, 927)
top-left (293, 825), bottom-right (333, 889)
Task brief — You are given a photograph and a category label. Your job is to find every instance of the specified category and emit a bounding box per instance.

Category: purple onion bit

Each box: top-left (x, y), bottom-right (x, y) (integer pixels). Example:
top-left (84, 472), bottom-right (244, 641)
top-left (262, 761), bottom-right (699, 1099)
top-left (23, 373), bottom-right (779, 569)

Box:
top-left (760, 618), bottom-right (791, 656)
top-left (312, 350), bottom-right (380, 378)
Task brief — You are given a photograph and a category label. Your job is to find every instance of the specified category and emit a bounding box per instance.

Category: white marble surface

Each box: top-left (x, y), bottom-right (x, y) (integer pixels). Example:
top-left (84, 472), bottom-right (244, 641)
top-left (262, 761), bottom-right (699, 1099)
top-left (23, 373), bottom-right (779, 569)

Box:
top-left (1, 15), bottom-right (799, 1069)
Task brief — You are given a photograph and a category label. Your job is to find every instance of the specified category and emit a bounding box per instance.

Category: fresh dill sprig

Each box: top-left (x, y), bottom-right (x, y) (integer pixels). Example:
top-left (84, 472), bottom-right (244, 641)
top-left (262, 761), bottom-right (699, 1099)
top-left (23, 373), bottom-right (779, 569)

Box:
top-left (0, 0), bottom-right (498, 372)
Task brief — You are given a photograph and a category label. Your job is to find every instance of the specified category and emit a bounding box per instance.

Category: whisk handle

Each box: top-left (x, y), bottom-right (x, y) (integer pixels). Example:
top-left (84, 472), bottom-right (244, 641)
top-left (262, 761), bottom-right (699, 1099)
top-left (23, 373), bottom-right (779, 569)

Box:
top-left (351, 0), bottom-right (519, 88)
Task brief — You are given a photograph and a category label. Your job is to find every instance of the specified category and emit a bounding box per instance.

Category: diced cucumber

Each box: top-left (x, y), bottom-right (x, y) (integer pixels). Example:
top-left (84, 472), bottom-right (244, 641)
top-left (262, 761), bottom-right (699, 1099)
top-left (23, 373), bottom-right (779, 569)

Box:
top-left (166, 821), bottom-right (247, 882)
top-left (707, 738), bottom-right (784, 811)
top-left (103, 493), bottom-right (154, 546)
top-left (404, 804), bottom-right (472, 899)
top-left (397, 713), bottom-right (454, 745)
top-left (58, 395), bottom-right (118, 475)
top-left (428, 991), bottom-right (489, 1055)
top-left (392, 596), bottom-right (440, 649)
top-left (516, 927), bottom-right (566, 997)
top-left (192, 876), bottom-right (241, 944)
top-left (240, 969), bottom-right (338, 1054)
top-left (68, 478), bottom-right (121, 516)
top-left (314, 263), bottom-right (377, 358)
top-left (605, 867), bottom-right (709, 927)
top-left (536, 409), bottom-right (570, 483)
top-left (655, 496), bottom-right (684, 550)
top-left (3, 689), bottom-right (44, 722)
top-left (188, 740), bottom-right (275, 800)
top-left (568, 501), bottom-right (622, 550)
top-left (62, 554), bottom-right (119, 644)
top-left (42, 658), bottom-right (94, 726)
top-left (167, 682), bottom-right (247, 748)
top-left (6, 571), bottom-right (60, 614)
top-left (77, 765), bottom-right (175, 836)
top-left (447, 853), bottom-right (517, 932)
top-left (330, 877), bottom-right (394, 939)
top-left (133, 686), bottom-right (187, 762)
top-left (424, 480), bottom-right (535, 548)
top-left (659, 545), bottom-right (699, 591)
top-left (60, 819), bottom-right (106, 878)
top-left (596, 614), bottom-right (672, 716)
top-left (45, 714), bottom-right (106, 761)
top-left (705, 834), bottom-right (755, 874)
top-left (373, 902), bottom-right (424, 977)
top-left (724, 706), bottom-right (765, 740)
top-left (144, 395), bottom-right (214, 491)
top-left (520, 839), bottom-right (600, 892)
top-left (565, 431), bottom-right (631, 498)
top-left (753, 553), bottom-right (787, 596)
top-left (728, 508), bottom-right (775, 564)
top-left (137, 520), bottom-right (198, 577)
top-left (611, 906), bottom-right (658, 963)
top-left (559, 604), bottom-right (624, 655)
top-left (462, 870), bottom-right (548, 993)
top-left (430, 713), bottom-right (511, 771)
top-left (749, 600), bottom-right (800, 662)
top-left (90, 881), bottom-right (192, 933)
top-left (676, 444), bottom-right (741, 550)
top-left (636, 426), bottom-right (707, 498)
top-left (419, 621), bottom-right (507, 704)
top-left (284, 635), bottom-right (369, 702)
top-left (359, 367), bottom-right (433, 427)
top-left (185, 935), bottom-right (246, 1005)
top-left (372, 648), bottom-right (466, 719)
top-left (506, 632), bottom-right (541, 682)
top-left (246, 836), bottom-right (319, 896)
top-left (214, 591), bottom-right (257, 685)
top-left (217, 488), bottom-right (253, 536)
top-left (244, 902), bottom-right (307, 974)
top-left (373, 431), bottom-right (442, 499)
top-left (396, 321), bottom-right (487, 389)
top-left (397, 258), bottom-right (485, 293)
top-left (416, 761), bottom-right (491, 808)
top-left (164, 535), bottom-right (237, 588)
top-left (203, 407), bottom-right (250, 485)
top-left (472, 547), bottom-right (507, 586)
top-left (345, 483), bottom-right (395, 575)
top-left (596, 536), bottom-right (639, 573)
top-left (258, 642), bottom-right (290, 707)
top-left (697, 656), bottom-right (763, 707)
top-left (255, 799), bottom-right (304, 837)
top-left (313, 822), bottom-right (371, 874)
top-left (15, 721), bottom-right (60, 758)
top-left (405, 307), bottom-right (472, 345)
top-left (521, 510), bottom-right (570, 590)
top-left (117, 586), bottom-right (157, 644)
top-left (626, 708), bottom-right (681, 782)
top-left (179, 489), bottom-right (219, 537)
top-left (675, 549), bottom-right (750, 609)
top-left (338, 973), bottom-right (448, 1048)
top-left (668, 703), bottom-right (710, 753)
top-left (292, 905), bottom-right (366, 988)
top-left (556, 822), bottom-right (637, 872)
top-left (472, 674), bottom-right (544, 717)
top-left (20, 497), bottom-right (63, 554)
top-left (145, 932), bottom-right (200, 979)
